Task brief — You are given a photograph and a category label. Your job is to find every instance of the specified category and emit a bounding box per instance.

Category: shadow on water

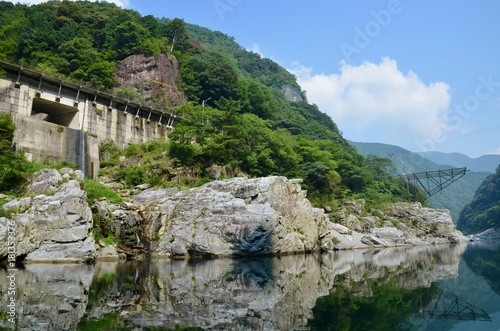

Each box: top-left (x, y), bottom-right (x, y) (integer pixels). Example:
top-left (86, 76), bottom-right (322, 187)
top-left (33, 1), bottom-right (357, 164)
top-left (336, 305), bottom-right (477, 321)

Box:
top-left (462, 240), bottom-right (500, 295)
top-left (228, 257), bottom-right (275, 288)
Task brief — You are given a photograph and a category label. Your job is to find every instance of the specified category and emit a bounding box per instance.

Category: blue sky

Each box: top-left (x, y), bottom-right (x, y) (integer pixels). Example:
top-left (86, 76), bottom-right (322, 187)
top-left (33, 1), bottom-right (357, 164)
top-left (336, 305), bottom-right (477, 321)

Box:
top-left (22, 0), bottom-right (500, 157)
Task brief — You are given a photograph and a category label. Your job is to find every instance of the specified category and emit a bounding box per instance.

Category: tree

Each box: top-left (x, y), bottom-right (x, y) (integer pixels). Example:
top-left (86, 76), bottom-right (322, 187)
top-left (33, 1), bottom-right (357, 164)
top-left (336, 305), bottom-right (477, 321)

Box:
top-left (108, 21), bottom-right (151, 60)
top-left (166, 18), bottom-right (189, 52)
top-left (0, 2), bottom-right (27, 61)
top-left (0, 113), bottom-right (31, 192)
top-left (141, 15), bottom-right (166, 38)
top-left (58, 37), bottom-right (98, 74)
top-left (180, 51), bottom-right (240, 104)
top-left (239, 78), bottom-right (279, 119)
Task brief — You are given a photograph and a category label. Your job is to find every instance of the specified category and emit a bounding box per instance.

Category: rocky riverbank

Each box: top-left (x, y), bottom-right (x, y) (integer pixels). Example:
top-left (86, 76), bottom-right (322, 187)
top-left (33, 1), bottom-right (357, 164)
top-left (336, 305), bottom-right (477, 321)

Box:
top-left (0, 169), bottom-right (467, 263)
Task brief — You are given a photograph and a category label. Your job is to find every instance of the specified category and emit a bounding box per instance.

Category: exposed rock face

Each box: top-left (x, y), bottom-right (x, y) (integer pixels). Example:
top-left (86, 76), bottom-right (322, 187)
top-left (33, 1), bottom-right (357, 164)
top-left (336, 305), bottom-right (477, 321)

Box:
top-left (281, 85), bottom-right (303, 102)
top-left (475, 227), bottom-right (500, 239)
top-left (115, 53), bottom-right (186, 108)
top-left (135, 176), bottom-right (331, 258)
top-left (0, 169), bottom-right (96, 263)
top-left (334, 201), bottom-right (467, 247)
top-left (1, 171), bottom-right (468, 264)
top-left (90, 176), bottom-right (467, 258)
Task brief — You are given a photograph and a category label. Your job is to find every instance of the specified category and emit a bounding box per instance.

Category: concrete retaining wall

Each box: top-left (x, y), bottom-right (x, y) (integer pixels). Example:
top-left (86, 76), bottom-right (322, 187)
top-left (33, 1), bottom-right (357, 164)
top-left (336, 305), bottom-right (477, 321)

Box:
top-left (0, 76), bottom-right (173, 178)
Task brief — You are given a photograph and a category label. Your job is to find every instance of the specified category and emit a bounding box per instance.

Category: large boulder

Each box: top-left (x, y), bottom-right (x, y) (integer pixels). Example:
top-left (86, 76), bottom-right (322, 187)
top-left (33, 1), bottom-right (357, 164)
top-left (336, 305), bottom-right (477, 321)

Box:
top-left (136, 177), bottom-right (331, 258)
top-left (0, 169), bottom-right (96, 263)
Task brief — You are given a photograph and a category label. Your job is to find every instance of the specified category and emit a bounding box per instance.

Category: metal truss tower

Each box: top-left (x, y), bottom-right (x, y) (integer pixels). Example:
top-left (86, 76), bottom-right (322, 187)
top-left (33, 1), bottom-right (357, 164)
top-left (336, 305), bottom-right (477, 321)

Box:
top-left (399, 167), bottom-right (468, 199)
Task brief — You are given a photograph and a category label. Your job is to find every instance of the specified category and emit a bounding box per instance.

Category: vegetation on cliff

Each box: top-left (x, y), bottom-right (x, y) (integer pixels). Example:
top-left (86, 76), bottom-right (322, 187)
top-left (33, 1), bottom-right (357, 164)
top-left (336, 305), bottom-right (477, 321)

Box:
top-left (0, 113), bottom-right (75, 197)
top-left (458, 165), bottom-right (500, 234)
top-left (0, 113), bottom-right (31, 192)
top-left (0, 0), bottom-right (419, 208)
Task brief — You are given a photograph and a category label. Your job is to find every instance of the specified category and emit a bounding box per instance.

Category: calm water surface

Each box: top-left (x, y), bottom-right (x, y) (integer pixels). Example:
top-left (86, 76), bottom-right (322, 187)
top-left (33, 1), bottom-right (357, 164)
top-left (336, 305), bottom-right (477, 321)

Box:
top-left (1, 241), bottom-right (500, 330)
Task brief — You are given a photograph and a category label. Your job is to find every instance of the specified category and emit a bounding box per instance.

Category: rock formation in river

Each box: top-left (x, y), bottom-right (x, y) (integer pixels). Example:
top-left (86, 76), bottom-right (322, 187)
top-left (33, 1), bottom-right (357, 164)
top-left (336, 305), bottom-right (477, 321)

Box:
top-left (0, 169), bottom-right (96, 263)
top-left (142, 176), bottom-right (333, 258)
top-left (0, 169), bottom-right (467, 263)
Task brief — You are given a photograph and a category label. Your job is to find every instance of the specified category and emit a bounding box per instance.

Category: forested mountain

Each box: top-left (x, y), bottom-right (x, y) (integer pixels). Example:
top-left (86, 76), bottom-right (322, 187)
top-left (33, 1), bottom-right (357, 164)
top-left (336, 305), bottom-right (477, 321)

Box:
top-left (351, 142), bottom-right (491, 222)
top-left (458, 165), bottom-right (500, 234)
top-left (0, 0), bottom-right (418, 208)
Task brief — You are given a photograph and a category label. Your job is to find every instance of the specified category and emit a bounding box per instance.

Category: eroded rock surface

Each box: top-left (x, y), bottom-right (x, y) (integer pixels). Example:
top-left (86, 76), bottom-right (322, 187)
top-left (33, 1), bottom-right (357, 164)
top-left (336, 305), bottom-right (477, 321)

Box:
top-left (1, 172), bottom-right (468, 263)
top-left (115, 53), bottom-right (186, 108)
top-left (137, 176), bottom-right (331, 258)
top-left (0, 168), bottom-right (96, 263)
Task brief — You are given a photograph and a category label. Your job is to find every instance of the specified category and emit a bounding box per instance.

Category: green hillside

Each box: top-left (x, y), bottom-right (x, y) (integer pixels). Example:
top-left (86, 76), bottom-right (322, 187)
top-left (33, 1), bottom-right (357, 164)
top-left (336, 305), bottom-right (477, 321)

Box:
top-left (458, 165), bottom-right (500, 234)
top-left (351, 141), bottom-right (491, 222)
top-left (0, 0), bottom-right (418, 208)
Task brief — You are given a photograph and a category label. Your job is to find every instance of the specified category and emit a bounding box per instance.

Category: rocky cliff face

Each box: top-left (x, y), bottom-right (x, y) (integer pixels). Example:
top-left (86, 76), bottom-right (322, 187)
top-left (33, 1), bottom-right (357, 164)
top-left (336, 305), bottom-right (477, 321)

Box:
top-left (114, 53), bottom-right (186, 108)
top-left (0, 169), bottom-right (96, 263)
top-left (281, 85), bottom-right (303, 102)
top-left (1, 172), bottom-right (467, 263)
top-left (136, 176), bottom-right (332, 258)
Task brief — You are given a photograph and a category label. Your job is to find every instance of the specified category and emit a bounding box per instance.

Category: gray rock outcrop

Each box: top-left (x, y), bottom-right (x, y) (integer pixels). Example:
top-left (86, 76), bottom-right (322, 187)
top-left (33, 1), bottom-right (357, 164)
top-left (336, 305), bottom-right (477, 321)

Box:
top-left (88, 176), bottom-right (467, 259)
top-left (0, 169), bottom-right (96, 263)
top-left (137, 176), bottom-right (332, 258)
top-left (281, 85), bottom-right (303, 102)
top-left (0, 171), bottom-right (468, 264)
top-left (333, 201), bottom-right (467, 248)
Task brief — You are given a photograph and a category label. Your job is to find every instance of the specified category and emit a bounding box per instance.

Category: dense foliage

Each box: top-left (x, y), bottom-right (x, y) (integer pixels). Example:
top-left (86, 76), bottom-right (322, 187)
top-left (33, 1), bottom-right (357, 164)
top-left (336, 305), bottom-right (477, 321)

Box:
top-left (0, 113), bottom-right (31, 192)
top-left (458, 165), bottom-right (500, 234)
top-left (0, 0), bottom-right (417, 208)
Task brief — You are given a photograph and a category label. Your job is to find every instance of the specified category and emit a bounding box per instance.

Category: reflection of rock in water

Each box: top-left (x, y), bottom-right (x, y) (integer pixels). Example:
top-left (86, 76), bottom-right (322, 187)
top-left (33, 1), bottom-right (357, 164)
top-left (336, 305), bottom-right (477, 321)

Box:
top-left (0, 244), bottom-right (467, 330)
top-left (79, 244), bottom-right (466, 330)
top-left (0, 264), bottom-right (94, 330)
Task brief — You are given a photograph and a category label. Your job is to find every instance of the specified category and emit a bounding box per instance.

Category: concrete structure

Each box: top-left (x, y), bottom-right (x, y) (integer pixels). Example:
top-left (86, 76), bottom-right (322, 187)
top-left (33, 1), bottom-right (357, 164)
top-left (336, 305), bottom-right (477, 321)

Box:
top-left (0, 60), bottom-right (179, 178)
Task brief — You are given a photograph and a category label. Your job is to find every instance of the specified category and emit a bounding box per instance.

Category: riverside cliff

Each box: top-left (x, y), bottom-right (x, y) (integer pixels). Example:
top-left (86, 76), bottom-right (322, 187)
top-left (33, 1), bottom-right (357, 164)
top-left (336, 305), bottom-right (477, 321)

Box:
top-left (0, 169), bottom-right (467, 263)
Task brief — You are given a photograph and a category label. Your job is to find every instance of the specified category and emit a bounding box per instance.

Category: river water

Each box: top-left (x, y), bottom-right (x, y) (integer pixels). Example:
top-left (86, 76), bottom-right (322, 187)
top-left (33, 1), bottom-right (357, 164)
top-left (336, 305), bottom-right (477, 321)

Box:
top-left (1, 241), bottom-right (500, 330)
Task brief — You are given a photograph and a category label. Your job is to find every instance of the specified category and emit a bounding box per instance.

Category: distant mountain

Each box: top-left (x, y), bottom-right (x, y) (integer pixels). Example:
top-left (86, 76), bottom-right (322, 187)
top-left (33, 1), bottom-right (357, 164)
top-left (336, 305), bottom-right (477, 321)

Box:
top-left (418, 151), bottom-right (500, 173)
top-left (351, 142), bottom-right (491, 223)
top-left (351, 142), bottom-right (447, 175)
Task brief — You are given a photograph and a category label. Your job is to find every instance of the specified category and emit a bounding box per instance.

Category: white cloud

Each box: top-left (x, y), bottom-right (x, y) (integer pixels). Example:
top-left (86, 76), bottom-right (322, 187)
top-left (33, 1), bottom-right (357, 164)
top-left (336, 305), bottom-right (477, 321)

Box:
top-left (289, 58), bottom-right (452, 149)
top-left (248, 43), bottom-right (263, 58)
top-left (487, 146), bottom-right (500, 155)
top-left (17, 0), bottom-right (130, 7)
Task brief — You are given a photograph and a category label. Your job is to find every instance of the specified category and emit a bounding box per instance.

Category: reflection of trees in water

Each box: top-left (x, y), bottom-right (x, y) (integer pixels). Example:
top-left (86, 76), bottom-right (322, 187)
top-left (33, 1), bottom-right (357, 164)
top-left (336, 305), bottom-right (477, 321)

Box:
top-left (307, 275), bottom-right (439, 331)
top-left (462, 243), bottom-right (500, 295)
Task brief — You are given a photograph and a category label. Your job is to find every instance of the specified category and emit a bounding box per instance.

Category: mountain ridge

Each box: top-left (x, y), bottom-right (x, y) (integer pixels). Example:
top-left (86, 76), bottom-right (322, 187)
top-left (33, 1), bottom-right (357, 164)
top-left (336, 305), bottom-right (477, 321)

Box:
top-left (418, 151), bottom-right (500, 173)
